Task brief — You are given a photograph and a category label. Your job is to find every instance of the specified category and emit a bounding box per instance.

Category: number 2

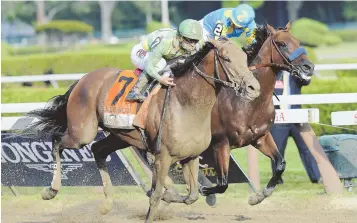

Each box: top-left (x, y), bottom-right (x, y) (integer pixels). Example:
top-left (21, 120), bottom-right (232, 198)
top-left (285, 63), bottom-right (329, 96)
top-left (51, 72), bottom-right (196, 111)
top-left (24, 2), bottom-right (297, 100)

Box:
top-left (150, 37), bottom-right (162, 49)
top-left (111, 76), bottom-right (134, 105)
top-left (214, 24), bottom-right (223, 36)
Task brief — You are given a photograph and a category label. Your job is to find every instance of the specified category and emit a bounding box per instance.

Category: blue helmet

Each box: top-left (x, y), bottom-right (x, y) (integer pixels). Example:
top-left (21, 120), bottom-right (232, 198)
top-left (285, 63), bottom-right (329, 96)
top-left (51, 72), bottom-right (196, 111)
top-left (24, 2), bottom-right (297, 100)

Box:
top-left (230, 4), bottom-right (255, 28)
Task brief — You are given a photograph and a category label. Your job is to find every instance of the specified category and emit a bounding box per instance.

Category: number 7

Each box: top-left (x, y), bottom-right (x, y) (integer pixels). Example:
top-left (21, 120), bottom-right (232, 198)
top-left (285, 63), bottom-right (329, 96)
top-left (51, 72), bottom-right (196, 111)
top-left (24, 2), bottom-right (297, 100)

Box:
top-left (111, 76), bottom-right (134, 105)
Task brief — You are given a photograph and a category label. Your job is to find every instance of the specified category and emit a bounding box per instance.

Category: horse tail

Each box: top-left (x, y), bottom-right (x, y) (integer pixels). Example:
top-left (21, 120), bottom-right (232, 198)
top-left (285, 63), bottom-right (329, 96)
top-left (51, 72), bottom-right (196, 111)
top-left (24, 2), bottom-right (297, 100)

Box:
top-left (20, 81), bottom-right (79, 139)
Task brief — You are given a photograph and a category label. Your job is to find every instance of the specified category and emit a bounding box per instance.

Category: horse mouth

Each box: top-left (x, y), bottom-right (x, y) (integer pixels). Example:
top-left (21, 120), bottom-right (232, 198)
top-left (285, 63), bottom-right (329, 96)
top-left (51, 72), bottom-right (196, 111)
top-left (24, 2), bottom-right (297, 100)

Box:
top-left (295, 68), bottom-right (313, 82)
top-left (301, 72), bottom-right (312, 81)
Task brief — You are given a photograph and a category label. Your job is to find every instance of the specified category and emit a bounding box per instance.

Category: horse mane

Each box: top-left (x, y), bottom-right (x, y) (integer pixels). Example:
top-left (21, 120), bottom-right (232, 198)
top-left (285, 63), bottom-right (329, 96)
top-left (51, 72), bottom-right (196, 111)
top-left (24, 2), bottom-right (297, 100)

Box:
top-left (169, 41), bottom-right (216, 76)
top-left (243, 24), bottom-right (270, 65)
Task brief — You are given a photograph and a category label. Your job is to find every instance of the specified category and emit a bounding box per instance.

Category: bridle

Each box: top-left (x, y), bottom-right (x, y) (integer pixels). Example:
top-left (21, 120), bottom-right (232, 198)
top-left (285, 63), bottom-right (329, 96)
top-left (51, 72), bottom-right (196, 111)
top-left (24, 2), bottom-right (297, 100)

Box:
top-left (192, 44), bottom-right (242, 96)
top-left (248, 30), bottom-right (307, 78)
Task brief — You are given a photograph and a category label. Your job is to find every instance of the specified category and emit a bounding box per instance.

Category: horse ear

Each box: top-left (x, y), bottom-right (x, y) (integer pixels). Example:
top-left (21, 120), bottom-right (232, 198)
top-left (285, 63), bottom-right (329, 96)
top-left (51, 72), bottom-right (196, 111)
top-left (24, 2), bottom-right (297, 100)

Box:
top-left (285, 21), bottom-right (292, 30)
top-left (266, 24), bottom-right (276, 35)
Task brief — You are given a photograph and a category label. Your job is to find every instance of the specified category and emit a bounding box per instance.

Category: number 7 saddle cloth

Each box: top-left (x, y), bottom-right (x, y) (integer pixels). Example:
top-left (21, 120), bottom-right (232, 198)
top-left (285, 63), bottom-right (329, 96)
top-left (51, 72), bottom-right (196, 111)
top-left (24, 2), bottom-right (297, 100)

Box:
top-left (103, 70), bottom-right (160, 130)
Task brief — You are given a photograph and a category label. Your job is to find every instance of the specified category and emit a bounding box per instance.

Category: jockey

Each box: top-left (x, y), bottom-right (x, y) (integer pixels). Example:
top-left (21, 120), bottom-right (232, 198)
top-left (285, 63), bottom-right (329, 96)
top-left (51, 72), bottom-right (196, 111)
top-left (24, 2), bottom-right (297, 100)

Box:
top-left (199, 4), bottom-right (257, 45)
top-left (126, 19), bottom-right (205, 102)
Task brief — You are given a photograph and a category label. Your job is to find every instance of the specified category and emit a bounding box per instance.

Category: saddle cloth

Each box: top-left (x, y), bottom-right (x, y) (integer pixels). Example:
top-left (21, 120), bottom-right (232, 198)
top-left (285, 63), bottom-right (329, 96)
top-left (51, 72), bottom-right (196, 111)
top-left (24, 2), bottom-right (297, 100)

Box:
top-left (103, 70), bottom-right (160, 129)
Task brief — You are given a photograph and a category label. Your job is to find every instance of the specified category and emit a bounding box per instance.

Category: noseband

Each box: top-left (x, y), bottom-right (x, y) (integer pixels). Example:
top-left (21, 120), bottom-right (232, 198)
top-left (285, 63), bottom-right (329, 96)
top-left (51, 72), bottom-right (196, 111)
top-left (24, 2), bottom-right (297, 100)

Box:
top-left (249, 31), bottom-right (307, 76)
top-left (192, 47), bottom-right (241, 96)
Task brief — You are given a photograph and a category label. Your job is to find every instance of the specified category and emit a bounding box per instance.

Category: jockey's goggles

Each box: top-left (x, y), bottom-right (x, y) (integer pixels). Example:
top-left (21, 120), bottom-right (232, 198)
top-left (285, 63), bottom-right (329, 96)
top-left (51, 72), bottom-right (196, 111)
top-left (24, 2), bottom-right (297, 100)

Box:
top-left (227, 17), bottom-right (243, 29)
top-left (181, 36), bottom-right (199, 44)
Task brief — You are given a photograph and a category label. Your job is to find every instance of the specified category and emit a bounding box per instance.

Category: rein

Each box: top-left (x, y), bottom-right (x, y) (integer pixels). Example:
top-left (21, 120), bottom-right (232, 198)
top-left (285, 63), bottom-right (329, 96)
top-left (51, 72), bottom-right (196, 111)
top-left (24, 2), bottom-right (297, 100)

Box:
top-left (149, 44), bottom-right (241, 154)
top-left (248, 33), bottom-right (306, 75)
top-left (246, 31), bottom-right (308, 102)
top-left (192, 49), bottom-right (241, 96)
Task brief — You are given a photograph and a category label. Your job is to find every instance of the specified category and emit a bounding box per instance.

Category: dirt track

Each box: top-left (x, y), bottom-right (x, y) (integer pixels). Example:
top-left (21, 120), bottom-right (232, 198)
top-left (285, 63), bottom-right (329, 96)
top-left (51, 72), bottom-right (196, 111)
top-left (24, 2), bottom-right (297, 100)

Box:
top-left (2, 190), bottom-right (357, 223)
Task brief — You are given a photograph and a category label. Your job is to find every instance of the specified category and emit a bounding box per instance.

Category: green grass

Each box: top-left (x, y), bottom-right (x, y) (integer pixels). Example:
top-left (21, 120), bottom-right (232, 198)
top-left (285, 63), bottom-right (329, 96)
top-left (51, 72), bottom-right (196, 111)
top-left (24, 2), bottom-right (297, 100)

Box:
top-left (1, 87), bottom-right (67, 117)
top-left (315, 42), bottom-right (357, 56)
top-left (2, 41), bottom-right (137, 58)
top-left (230, 140), bottom-right (322, 189)
top-left (1, 87), bottom-right (67, 103)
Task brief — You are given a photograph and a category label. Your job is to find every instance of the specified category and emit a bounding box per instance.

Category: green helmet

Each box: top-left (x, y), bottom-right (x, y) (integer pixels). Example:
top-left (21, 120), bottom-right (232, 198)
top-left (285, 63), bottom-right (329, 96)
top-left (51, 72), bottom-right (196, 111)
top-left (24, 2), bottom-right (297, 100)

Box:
top-left (178, 19), bottom-right (203, 41)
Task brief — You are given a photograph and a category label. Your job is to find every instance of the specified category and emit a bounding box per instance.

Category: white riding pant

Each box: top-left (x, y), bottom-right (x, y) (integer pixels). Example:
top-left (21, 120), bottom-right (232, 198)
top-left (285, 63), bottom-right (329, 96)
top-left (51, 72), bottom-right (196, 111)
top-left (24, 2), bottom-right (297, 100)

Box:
top-left (199, 19), bottom-right (211, 41)
top-left (130, 43), bottom-right (167, 73)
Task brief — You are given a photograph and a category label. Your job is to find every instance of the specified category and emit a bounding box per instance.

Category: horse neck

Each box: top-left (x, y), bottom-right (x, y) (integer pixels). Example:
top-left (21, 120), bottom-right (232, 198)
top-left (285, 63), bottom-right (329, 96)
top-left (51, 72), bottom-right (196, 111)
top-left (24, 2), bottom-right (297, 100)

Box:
top-left (174, 51), bottom-right (220, 113)
top-left (252, 41), bottom-right (278, 101)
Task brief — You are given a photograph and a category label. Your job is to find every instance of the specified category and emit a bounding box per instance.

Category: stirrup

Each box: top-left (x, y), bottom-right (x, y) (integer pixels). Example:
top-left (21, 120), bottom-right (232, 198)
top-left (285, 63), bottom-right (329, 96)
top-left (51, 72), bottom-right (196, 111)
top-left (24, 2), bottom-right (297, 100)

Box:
top-left (126, 92), bottom-right (146, 102)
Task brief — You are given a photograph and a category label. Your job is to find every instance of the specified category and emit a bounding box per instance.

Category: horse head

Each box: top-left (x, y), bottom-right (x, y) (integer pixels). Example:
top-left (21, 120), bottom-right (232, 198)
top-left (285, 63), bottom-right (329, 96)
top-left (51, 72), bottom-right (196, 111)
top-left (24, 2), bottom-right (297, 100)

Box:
top-left (266, 22), bottom-right (315, 83)
top-left (208, 38), bottom-right (260, 100)
top-left (244, 22), bottom-right (315, 85)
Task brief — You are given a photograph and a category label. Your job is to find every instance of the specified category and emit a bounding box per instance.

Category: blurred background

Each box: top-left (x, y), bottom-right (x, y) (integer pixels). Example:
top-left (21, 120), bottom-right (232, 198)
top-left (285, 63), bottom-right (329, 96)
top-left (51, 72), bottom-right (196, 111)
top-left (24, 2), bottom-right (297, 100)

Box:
top-left (2, 0), bottom-right (357, 135)
top-left (1, 0), bottom-right (357, 201)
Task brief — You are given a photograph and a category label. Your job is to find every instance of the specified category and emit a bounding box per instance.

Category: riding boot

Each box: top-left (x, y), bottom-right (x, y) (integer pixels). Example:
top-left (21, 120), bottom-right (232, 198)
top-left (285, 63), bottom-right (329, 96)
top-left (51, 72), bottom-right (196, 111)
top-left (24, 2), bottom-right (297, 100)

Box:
top-left (126, 71), bottom-right (149, 102)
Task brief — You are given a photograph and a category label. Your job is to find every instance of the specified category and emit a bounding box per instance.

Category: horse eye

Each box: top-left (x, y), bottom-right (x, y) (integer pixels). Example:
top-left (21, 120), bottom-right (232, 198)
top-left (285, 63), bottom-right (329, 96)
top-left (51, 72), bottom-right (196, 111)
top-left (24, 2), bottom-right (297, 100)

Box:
top-left (222, 56), bottom-right (231, 62)
top-left (279, 42), bottom-right (287, 47)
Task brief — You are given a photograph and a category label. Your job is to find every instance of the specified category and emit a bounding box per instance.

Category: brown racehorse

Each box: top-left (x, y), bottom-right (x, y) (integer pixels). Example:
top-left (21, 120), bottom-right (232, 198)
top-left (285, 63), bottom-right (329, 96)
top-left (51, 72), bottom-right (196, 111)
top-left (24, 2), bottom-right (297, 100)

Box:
top-left (76, 22), bottom-right (316, 209)
top-left (22, 39), bottom-right (260, 222)
top-left (196, 23), bottom-right (315, 205)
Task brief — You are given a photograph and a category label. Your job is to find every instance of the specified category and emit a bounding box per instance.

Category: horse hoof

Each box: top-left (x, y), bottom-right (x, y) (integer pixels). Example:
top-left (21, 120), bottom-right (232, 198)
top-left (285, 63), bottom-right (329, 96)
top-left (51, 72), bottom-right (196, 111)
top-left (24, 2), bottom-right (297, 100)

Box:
top-left (184, 197), bottom-right (198, 205)
top-left (263, 187), bottom-right (274, 197)
top-left (99, 198), bottom-right (113, 215)
top-left (199, 186), bottom-right (209, 196)
top-left (248, 192), bottom-right (265, 206)
top-left (205, 194), bottom-right (217, 207)
top-left (41, 187), bottom-right (58, 200)
top-left (161, 191), bottom-right (173, 204)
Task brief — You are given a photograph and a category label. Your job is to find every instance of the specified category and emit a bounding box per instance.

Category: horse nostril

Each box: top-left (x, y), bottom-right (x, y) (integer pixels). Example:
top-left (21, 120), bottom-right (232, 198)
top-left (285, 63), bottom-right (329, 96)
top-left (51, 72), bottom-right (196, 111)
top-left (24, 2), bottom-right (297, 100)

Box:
top-left (248, 85), bottom-right (255, 91)
top-left (303, 64), bottom-right (311, 70)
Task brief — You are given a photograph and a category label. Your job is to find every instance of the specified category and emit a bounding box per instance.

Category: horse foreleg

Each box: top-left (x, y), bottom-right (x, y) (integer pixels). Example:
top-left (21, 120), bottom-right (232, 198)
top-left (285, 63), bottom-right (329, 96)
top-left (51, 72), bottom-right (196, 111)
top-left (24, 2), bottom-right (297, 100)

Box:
top-left (249, 132), bottom-right (286, 205)
top-left (142, 150), bottom-right (216, 206)
top-left (92, 133), bottom-right (128, 215)
top-left (162, 158), bottom-right (199, 204)
top-left (161, 161), bottom-right (186, 203)
top-left (200, 140), bottom-right (230, 196)
top-left (136, 149), bottom-right (182, 201)
top-left (156, 160), bottom-right (216, 206)
top-left (183, 157), bottom-right (200, 205)
top-left (145, 150), bottom-right (171, 223)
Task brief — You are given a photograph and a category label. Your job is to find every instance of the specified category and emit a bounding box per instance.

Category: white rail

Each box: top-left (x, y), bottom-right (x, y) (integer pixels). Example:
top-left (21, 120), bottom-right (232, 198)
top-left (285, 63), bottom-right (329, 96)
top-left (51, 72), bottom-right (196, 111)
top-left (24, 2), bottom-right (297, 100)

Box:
top-left (1, 73), bottom-right (86, 83)
top-left (2, 63), bottom-right (357, 83)
top-left (2, 93), bottom-right (356, 115)
top-left (314, 63), bottom-right (357, 71)
top-left (0, 109), bottom-right (320, 131)
top-left (272, 93), bottom-right (357, 105)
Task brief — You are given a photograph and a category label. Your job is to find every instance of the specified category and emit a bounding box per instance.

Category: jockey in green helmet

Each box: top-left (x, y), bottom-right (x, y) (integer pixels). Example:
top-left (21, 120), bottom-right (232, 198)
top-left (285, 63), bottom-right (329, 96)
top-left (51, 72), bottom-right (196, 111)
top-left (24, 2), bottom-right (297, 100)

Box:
top-left (126, 19), bottom-right (205, 102)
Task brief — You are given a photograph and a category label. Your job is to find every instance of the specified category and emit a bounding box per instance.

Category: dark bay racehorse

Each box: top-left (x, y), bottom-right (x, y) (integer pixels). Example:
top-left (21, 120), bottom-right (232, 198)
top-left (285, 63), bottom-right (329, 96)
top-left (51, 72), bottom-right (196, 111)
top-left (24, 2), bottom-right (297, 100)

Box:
top-left (22, 39), bottom-right (260, 222)
top-left (197, 22), bottom-right (315, 205)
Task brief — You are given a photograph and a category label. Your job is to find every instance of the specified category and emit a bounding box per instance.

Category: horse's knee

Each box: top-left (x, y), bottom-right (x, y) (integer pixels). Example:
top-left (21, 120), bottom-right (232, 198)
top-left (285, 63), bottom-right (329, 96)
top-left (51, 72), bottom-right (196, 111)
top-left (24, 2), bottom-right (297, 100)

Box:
top-left (92, 142), bottom-right (103, 158)
top-left (61, 134), bottom-right (81, 149)
top-left (276, 159), bottom-right (286, 175)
